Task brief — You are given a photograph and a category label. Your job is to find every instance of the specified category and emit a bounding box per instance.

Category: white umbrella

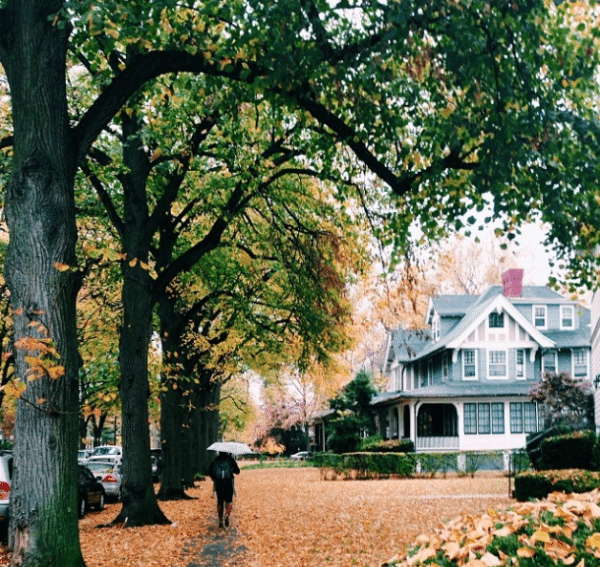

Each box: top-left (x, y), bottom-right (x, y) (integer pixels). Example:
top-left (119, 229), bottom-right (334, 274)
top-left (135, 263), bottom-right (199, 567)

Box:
top-left (206, 441), bottom-right (254, 455)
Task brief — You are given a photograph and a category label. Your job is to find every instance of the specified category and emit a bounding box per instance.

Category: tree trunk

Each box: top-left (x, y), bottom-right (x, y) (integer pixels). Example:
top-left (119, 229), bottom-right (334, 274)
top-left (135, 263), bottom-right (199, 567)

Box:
top-left (0, 2), bottom-right (85, 565)
top-left (113, 265), bottom-right (170, 526)
top-left (110, 112), bottom-right (169, 526)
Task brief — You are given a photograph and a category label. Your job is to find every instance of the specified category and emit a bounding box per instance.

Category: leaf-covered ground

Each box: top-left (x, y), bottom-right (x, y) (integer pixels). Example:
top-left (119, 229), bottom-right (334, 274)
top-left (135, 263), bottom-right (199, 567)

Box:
top-left (0, 468), bottom-right (511, 566)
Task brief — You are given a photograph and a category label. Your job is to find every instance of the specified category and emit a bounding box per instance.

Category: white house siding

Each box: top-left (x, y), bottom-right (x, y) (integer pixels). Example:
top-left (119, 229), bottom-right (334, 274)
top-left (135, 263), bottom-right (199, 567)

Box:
top-left (591, 291), bottom-right (600, 434)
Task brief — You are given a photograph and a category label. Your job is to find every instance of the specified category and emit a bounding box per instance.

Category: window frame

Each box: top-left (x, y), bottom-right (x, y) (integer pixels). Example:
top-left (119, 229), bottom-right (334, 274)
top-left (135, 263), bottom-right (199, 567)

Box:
top-left (464, 403), bottom-right (477, 435)
top-left (533, 305), bottom-right (547, 329)
top-left (542, 351), bottom-right (557, 375)
top-left (560, 305), bottom-right (574, 330)
top-left (515, 348), bottom-right (526, 380)
top-left (572, 348), bottom-right (589, 380)
top-left (477, 403), bottom-right (491, 434)
top-left (462, 349), bottom-right (477, 381)
top-left (491, 402), bottom-right (505, 434)
top-left (488, 349), bottom-right (508, 380)
top-left (488, 311), bottom-right (505, 329)
top-left (442, 352), bottom-right (449, 381)
top-left (510, 402), bottom-right (523, 433)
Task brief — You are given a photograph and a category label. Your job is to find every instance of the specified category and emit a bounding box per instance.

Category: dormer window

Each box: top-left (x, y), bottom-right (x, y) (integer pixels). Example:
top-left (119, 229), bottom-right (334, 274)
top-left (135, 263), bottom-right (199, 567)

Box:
top-left (560, 305), bottom-right (574, 330)
top-left (533, 305), bottom-right (547, 329)
top-left (488, 312), bottom-right (504, 328)
top-left (431, 314), bottom-right (441, 342)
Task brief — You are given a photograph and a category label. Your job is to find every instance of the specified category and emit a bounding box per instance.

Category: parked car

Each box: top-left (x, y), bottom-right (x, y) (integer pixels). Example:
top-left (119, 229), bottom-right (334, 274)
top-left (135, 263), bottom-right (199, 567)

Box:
top-left (86, 460), bottom-right (122, 501)
top-left (0, 451), bottom-right (13, 522)
top-left (78, 465), bottom-right (105, 518)
top-left (89, 445), bottom-right (122, 459)
top-left (289, 451), bottom-right (313, 461)
top-left (77, 450), bottom-right (92, 464)
top-left (86, 454), bottom-right (121, 467)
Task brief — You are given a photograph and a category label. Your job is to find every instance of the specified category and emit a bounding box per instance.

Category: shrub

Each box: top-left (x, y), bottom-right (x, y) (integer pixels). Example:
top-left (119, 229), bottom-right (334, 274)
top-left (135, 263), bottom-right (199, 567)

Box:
top-left (358, 436), bottom-right (415, 453)
top-left (315, 451), bottom-right (416, 480)
top-left (514, 468), bottom-right (600, 501)
top-left (539, 430), bottom-right (596, 470)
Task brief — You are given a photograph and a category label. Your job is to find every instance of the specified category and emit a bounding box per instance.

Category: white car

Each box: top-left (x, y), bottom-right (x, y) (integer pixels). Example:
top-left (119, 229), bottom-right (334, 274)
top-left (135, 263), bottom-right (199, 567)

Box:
top-left (290, 451), bottom-right (313, 461)
top-left (0, 451), bottom-right (12, 521)
top-left (89, 445), bottom-right (122, 459)
top-left (86, 460), bottom-right (122, 500)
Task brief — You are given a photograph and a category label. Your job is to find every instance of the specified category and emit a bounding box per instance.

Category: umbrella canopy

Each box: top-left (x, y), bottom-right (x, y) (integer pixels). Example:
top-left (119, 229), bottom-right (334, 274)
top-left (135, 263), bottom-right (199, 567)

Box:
top-left (206, 441), bottom-right (254, 455)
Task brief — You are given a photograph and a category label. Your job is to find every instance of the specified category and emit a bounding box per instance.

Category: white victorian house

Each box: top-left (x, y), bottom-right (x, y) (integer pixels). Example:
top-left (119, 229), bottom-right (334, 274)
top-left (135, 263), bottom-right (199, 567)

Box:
top-left (374, 272), bottom-right (591, 456)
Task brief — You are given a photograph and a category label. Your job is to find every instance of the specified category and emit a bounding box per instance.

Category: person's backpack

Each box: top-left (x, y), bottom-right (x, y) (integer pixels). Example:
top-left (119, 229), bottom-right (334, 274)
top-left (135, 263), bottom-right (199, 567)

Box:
top-left (212, 457), bottom-right (233, 480)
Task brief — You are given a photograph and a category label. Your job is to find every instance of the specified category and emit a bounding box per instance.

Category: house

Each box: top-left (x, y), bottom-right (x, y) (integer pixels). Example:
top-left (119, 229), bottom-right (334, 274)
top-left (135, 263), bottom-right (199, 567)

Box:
top-left (373, 270), bottom-right (591, 461)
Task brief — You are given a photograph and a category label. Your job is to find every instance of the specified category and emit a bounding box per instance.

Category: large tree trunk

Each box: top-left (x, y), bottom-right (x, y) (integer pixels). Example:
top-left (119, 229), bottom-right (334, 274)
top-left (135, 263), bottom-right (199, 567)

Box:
top-left (0, 2), bottom-right (85, 565)
top-left (113, 260), bottom-right (170, 526)
top-left (112, 112), bottom-right (169, 526)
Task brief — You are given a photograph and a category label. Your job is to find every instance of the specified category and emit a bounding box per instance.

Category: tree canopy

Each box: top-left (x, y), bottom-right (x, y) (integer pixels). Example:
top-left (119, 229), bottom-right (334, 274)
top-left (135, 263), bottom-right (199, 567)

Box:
top-left (2, 0), bottom-right (600, 565)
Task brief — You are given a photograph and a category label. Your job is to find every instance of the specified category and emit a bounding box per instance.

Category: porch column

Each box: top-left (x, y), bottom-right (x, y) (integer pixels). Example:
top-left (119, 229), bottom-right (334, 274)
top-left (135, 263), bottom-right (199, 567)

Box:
top-left (410, 401), bottom-right (418, 448)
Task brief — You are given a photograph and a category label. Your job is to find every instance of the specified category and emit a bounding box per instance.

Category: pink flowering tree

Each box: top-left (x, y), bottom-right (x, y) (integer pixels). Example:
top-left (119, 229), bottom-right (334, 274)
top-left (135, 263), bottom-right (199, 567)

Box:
top-left (530, 372), bottom-right (594, 429)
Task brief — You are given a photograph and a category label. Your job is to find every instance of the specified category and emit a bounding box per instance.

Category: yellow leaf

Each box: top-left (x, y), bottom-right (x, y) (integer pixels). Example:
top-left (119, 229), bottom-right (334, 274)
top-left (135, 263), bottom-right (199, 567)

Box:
top-left (150, 148), bottom-right (162, 162)
top-left (517, 547), bottom-right (536, 558)
top-left (129, 258), bottom-right (138, 268)
top-left (54, 262), bottom-right (71, 272)
top-left (532, 530), bottom-right (551, 543)
top-left (480, 552), bottom-right (502, 566)
top-left (586, 532), bottom-right (600, 548)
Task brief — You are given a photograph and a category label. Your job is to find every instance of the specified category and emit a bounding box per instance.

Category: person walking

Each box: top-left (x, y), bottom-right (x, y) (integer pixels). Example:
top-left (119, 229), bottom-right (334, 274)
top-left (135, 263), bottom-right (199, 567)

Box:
top-left (208, 451), bottom-right (240, 528)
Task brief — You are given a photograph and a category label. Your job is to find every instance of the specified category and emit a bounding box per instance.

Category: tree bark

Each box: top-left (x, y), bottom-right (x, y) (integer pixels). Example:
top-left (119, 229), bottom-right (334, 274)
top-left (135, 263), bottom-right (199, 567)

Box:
top-left (110, 112), bottom-right (169, 526)
top-left (0, 1), bottom-right (85, 565)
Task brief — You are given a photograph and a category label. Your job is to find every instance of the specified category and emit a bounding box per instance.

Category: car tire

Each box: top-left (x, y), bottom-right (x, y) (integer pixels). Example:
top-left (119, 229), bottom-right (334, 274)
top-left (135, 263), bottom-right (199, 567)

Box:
top-left (96, 490), bottom-right (105, 511)
top-left (78, 497), bottom-right (86, 519)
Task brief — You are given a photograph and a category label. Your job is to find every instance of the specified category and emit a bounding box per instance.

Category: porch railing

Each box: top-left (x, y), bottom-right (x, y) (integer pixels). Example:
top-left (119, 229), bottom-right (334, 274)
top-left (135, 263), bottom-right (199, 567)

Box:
top-left (416, 436), bottom-right (459, 450)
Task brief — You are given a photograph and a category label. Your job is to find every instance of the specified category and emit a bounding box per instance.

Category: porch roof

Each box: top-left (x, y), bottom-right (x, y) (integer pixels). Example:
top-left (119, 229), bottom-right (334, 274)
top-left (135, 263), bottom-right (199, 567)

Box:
top-left (371, 381), bottom-right (534, 407)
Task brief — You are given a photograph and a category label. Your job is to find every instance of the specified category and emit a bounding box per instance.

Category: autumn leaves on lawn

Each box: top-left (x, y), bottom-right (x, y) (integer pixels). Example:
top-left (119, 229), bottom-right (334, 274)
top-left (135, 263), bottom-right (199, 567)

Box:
top-left (384, 490), bottom-right (600, 567)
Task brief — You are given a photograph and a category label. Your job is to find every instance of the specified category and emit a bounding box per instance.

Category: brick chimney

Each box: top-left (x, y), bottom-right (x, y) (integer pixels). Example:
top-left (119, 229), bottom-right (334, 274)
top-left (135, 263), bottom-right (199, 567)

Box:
top-left (502, 269), bottom-right (523, 298)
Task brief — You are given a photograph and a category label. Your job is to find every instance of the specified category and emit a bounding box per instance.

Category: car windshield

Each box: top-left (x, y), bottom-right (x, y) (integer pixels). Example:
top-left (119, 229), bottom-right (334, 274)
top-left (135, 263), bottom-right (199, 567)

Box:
top-left (93, 447), bottom-right (119, 455)
top-left (86, 462), bottom-right (116, 473)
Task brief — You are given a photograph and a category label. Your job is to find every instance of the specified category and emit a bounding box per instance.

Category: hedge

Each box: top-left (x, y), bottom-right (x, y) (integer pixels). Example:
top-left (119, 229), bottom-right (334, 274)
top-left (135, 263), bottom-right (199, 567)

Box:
top-left (314, 452), bottom-right (416, 480)
top-left (538, 430), bottom-right (596, 471)
top-left (514, 469), bottom-right (600, 501)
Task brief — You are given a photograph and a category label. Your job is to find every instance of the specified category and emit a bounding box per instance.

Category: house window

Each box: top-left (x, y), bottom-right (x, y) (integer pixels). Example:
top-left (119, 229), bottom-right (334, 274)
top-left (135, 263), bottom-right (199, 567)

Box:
top-left (427, 359), bottom-right (433, 386)
top-left (464, 403), bottom-right (503, 434)
top-left (477, 403), bottom-right (491, 434)
top-left (516, 349), bottom-right (525, 379)
top-left (510, 402), bottom-right (539, 434)
top-left (542, 351), bottom-right (557, 375)
top-left (491, 403), bottom-right (505, 434)
top-left (463, 350), bottom-right (477, 380)
top-left (464, 403), bottom-right (477, 434)
top-left (488, 350), bottom-right (507, 379)
top-left (442, 353), bottom-right (449, 380)
top-left (572, 349), bottom-right (588, 379)
top-left (533, 305), bottom-right (547, 329)
top-left (524, 403), bottom-right (537, 433)
top-left (561, 305), bottom-right (574, 330)
top-left (419, 363), bottom-right (427, 387)
top-left (488, 312), bottom-right (504, 328)
top-left (510, 402), bottom-right (523, 433)
top-left (431, 314), bottom-right (440, 341)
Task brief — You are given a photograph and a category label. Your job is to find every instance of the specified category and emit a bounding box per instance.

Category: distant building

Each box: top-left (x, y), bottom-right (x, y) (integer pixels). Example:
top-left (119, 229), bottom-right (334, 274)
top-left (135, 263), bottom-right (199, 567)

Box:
top-left (374, 272), bottom-right (591, 455)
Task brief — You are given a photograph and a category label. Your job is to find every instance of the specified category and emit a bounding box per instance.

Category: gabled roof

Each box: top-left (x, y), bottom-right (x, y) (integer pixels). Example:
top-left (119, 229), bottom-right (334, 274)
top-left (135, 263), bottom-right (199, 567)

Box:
top-left (445, 290), bottom-right (555, 349)
top-left (411, 287), bottom-right (556, 362)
